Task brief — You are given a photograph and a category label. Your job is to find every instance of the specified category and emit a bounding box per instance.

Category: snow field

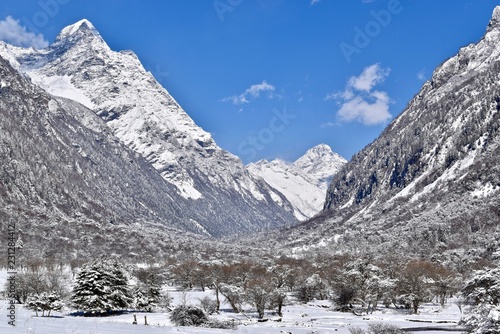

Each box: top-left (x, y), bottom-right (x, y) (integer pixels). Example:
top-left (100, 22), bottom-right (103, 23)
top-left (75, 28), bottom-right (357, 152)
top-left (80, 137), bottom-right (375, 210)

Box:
top-left (0, 274), bottom-right (465, 334)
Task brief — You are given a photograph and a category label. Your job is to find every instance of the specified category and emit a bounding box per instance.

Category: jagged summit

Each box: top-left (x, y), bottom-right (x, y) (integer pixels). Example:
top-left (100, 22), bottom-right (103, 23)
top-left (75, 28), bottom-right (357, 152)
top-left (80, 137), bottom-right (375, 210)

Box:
top-left (54, 18), bottom-right (104, 46)
top-left (488, 6), bottom-right (500, 31)
top-left (428, 7), bottom-right (500, 91)
top-left (294, 144), bottom-right (347, 181)
top-left (60, 19), bottom-right (95, 35)
top-left (302, 144), bottom-right (332, 157)
top-left (296, 144), bottom-right (343, 165)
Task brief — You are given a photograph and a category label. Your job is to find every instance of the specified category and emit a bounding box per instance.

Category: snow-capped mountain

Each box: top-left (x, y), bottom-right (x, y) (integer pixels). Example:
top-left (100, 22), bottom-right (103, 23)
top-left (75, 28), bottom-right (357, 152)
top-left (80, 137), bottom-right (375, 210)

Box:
top-left (0, 19), bottom-right (296, 236)
top-left (294, 144), bottom-right (347, 187)
top-left (247, 144), bottom-right (346, 220)
top-left (269, 7), bottom-right (500, 259)
top-left (0, 54), bottom-right (205, 258)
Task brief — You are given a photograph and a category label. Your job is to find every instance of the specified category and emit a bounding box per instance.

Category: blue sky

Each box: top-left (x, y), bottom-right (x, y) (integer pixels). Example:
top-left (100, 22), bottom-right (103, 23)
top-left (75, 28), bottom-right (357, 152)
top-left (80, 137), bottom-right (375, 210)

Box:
top-left (0, 0), bottom-right (498, 164)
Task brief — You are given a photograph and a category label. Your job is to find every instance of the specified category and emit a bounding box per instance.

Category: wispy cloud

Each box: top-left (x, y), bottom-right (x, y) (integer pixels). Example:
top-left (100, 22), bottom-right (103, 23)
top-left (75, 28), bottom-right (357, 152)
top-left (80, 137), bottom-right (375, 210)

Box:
top-left (223, 80), bottom-right (276, 105)
top-left (328, 63), bottom-right (392, 126)
top-left (320, 121), bottom-right (336, 128)
top-left (311, 0), bottom-right (321, 5)
top-left (417, 69), bottom-right (427, 81)
top-left (0, 16), bottom-right (48, 49)
top-left (348, 63), bottom-right (390, 92)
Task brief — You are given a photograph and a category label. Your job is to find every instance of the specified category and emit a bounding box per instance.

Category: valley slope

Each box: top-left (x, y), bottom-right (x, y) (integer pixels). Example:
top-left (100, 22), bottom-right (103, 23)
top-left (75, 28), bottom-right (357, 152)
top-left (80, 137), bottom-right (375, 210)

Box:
top-left (269, 7), bottom-right (500, 263)
top-left (0, 19), bottom-right (297, 238)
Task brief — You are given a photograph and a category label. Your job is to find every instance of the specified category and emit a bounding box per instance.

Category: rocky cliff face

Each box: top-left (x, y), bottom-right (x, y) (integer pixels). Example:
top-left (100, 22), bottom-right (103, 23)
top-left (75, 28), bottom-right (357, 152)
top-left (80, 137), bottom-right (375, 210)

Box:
top-left (0, 19), bottom-right (296, 237)
top-left (0, 54), bottom-right (212, 260)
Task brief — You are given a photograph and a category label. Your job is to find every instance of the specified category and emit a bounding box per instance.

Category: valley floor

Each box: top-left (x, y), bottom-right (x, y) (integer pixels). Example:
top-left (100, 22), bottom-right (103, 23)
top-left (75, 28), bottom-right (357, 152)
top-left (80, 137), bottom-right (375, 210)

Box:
top-left (0, 288), bottom-right (465, 334)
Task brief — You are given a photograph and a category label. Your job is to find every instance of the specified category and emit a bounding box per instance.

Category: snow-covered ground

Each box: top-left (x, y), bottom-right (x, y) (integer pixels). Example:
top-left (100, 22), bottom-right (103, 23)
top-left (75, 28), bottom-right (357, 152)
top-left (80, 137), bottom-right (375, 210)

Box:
top-left (0, 285), bottom-right (465, 334)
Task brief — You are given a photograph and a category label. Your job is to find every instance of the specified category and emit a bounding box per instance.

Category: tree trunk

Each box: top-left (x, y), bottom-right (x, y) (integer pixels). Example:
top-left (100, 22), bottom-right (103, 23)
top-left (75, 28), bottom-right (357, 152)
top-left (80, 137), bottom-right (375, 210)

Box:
top-left (276, 302), bottom-right (283, 317)
top-left (215, 286), bottom-right (221, 312)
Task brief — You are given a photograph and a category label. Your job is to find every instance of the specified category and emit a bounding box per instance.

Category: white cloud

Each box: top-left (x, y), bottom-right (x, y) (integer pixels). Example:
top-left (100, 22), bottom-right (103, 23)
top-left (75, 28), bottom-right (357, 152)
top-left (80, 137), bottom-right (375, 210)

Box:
top-left (337, 91), bottom-right (391, 125)
top-left (330, 63), bottom-right (392, 126)
top-left (223, 80), bottom-right (276, 105)
top-left (417, 69), bottom-right (426, 81)
top-left (245, 81), bottom-right (275, 98)
top-left (311, 0), bottom-right (321, 5)
top-left (0, 16), bottom-right (48, 49)
top-left (348, 63), bottom-right (390, 92)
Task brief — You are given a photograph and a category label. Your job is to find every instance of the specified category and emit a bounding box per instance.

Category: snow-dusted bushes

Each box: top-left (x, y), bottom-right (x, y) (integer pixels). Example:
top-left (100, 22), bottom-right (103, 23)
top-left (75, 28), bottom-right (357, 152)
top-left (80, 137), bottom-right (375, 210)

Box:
top-left (26, 292), bottom-right (63, 317)
top-left (162, 254), bottom-right (466, 318)
top-left (3, 266), bottom-right (71, 304)
top-left (198, 296), bottom-right (218, 314)
top-left (170, 305), bottom-right (208, 326)
top-left (349, 323), bottom-right (406, 334)
top-left (170, 305), bottom-right (237, 329)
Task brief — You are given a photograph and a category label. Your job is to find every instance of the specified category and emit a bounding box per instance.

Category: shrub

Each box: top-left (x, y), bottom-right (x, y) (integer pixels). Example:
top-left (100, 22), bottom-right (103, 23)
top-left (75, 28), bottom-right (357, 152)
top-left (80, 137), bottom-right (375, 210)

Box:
top-left (26, 292), bottom-right (63, 317)
top-left (367, 323), bottom-right (406, 334)
top-left (205, 318), bottom-right (238, 329)
top-left (349, 323), bottom-right (407, 334)
top-left (170, 306), bottom-right (208, 327)
top-left (198, 296), bottom-right (218, 315)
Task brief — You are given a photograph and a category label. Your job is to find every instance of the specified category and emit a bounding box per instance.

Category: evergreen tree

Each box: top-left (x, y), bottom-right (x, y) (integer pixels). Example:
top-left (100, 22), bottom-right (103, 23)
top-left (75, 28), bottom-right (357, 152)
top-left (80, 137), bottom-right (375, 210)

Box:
top-left (133, 285), bottom-right (165, 312)
top-left (71, 258), bottom-right (132, 315)
top-left (460, 267), bottom-right (500, 334)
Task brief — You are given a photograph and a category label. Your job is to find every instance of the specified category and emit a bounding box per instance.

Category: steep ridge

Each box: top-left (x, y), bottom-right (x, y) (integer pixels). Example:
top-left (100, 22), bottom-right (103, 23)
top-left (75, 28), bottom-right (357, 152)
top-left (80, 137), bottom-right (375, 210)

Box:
top-left (247, 144), bottom-right (346, 220)
top-left (273, 7), bottom-right (500, 260)
top-left (0, 55), bottom-right (217, 259)
top-left (0, 19), bottom-right (296, 236)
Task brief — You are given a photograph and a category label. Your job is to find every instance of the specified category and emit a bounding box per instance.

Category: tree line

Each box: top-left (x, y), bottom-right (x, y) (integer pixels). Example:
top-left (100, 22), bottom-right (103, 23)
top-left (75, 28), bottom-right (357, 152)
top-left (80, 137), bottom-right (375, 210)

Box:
top-left (3, 254), bottom-right (499, 332)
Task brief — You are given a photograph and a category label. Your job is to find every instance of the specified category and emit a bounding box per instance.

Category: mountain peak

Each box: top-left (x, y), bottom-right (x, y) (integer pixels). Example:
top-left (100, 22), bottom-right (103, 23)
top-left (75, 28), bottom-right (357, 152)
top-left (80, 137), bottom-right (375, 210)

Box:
top-left (247, 144), bottom-right (346, 220)
top-left (55, 19), bottom-right (102, 44)
top-left (296, 144), bottom-right (346, 166)
top-left (487, 6), bottom-right (500, 31)
top-left (304, 144), bottom-right (333, 157)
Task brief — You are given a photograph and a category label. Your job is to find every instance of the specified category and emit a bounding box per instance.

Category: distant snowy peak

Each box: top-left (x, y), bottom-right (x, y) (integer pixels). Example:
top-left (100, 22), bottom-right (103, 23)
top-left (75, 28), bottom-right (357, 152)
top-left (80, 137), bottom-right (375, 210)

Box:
top-left (294, 144), bottom-right (346, 183)
top-left (248, 145), bottom-right (346, 220)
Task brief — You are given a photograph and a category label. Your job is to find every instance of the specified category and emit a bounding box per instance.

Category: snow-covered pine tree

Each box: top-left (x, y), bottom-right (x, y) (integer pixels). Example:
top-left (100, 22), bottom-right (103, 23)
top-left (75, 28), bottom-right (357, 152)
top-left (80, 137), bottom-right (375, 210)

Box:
top-left (460, 266), bottom-right (500, 334)
top-left (71, 258), bottom-right (132, 315)
top-left (132, 285), bottom-right (165, 312)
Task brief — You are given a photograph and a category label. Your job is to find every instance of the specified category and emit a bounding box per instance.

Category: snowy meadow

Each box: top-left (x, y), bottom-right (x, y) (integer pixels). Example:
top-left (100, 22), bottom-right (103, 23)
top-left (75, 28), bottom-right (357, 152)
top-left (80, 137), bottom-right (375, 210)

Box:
top-left (1, 269), bottom-right (468, 334)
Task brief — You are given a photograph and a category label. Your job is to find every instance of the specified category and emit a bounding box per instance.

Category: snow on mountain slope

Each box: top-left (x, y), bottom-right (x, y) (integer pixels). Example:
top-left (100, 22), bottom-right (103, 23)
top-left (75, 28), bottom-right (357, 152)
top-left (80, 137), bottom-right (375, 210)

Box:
top-left (0, 54), bottom-right (215, 259)
top-left (248, 145), bottom-right (346, 220)
top-left (294, 144), bottom-right (347, 187)
top-left (325, 6), bottom-right (500, 213)
top-left (271, 6), bottom-right (500, 258)
top-left (0, 19), bottom-right (296, 236)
